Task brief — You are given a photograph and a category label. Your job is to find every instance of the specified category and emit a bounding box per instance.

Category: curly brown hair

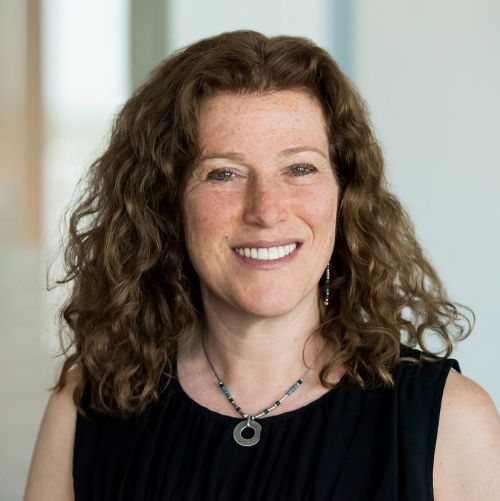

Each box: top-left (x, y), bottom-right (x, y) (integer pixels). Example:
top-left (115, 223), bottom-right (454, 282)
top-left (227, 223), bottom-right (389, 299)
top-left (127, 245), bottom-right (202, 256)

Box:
top-left (52, 30), bottom-right (472, 418)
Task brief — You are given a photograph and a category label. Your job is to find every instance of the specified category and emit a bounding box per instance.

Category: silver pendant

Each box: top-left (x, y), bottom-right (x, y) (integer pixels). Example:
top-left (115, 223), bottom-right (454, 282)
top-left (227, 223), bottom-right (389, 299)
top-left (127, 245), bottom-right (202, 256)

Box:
top-left (233, 417), bottom-right (262, 446)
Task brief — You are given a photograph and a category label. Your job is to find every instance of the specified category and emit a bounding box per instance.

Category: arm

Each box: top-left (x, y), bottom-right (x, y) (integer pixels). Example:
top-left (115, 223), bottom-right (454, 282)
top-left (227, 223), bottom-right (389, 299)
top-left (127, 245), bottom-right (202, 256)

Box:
top-left (23, 370), bottom-right (80, 501)
top-left (433, 369), bottom-right (500, 500)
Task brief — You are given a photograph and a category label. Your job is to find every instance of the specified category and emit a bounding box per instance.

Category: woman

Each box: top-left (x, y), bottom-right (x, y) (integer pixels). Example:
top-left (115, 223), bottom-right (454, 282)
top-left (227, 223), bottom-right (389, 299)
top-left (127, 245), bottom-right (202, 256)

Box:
top-left (25, 31), bottom-right (499, 500)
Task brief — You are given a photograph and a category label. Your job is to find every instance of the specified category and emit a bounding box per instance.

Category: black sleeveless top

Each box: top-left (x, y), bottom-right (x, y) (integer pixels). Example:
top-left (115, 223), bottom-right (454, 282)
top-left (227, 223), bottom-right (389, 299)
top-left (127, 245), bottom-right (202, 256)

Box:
top-left (73, 347), bottom-right (460, 500)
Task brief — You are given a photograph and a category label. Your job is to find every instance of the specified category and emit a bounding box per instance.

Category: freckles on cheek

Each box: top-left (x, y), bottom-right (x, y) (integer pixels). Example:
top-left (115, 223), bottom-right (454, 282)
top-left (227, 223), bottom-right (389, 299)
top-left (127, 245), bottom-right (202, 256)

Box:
top-left (185, 193), bottom-right (238, 240)
top-left (296, 187), bottom-right (338, 221)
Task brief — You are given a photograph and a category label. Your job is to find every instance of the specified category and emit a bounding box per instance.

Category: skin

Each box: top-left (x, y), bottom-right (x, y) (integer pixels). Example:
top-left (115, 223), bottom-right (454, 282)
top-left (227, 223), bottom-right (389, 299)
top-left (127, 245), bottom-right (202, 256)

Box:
top-left (433, 370), bottom-right (500, 499)
top-left (24, 90), bottom-right (500, 500)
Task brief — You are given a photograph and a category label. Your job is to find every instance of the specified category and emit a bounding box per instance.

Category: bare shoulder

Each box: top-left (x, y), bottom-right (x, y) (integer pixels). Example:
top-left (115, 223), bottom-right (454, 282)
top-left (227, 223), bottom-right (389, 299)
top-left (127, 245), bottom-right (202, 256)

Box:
top-left (433, 368), bottom-right (500, 501)
top-left (24, 368), bottom-right (82, 501)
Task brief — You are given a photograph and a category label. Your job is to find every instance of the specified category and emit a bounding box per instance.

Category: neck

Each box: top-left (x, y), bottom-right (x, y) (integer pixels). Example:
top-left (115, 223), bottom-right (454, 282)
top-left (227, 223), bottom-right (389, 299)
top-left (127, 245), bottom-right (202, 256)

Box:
top-left (183, 292), bottom-right (328, 397)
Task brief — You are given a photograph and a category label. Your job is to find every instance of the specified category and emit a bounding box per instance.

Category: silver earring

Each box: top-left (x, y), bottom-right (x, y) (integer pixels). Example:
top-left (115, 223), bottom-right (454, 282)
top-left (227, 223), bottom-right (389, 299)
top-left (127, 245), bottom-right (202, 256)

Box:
top-left (323, 262), bottom-right (331, 306)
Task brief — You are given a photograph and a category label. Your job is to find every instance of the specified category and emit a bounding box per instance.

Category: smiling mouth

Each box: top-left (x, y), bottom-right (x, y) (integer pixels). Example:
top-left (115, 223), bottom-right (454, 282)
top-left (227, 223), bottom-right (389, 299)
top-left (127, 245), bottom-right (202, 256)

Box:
top-left (233, 243), bottom-right (299, 261)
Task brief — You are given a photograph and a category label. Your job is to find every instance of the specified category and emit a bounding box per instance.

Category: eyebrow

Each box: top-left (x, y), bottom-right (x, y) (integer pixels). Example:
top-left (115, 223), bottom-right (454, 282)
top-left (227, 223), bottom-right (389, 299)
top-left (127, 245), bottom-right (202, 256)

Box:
top-left (198, 146), bottom-right (327, 162)
top-left (198, 151), bottom-right (246, 162)
top-left (279, 146), bottom-right (327, 159)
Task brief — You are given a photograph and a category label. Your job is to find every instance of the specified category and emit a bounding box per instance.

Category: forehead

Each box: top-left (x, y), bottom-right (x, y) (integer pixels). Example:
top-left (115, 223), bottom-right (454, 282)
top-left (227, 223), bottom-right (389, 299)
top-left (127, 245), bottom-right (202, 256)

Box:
top-left (197, 90), bottom-right (329, 151)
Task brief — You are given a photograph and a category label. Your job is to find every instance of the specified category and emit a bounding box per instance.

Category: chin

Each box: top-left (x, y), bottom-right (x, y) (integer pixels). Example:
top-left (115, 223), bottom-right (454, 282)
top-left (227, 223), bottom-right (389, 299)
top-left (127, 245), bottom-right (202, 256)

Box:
top-left (233, 295), bottom-right (309, 319)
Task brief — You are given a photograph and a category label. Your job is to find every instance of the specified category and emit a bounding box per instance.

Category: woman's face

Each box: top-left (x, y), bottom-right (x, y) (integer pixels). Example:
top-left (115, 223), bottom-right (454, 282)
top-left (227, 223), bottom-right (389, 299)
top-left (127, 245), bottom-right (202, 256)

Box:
top-left (182, 90), bottom-right (339, 318)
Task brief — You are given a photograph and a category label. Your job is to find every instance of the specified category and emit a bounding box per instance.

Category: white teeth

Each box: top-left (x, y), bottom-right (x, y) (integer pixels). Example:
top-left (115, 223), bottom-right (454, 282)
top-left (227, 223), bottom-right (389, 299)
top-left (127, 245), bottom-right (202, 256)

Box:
top-left (234, 243), bottom-right (298, 261)
top-left (257, 248), bottom-right (268, 260)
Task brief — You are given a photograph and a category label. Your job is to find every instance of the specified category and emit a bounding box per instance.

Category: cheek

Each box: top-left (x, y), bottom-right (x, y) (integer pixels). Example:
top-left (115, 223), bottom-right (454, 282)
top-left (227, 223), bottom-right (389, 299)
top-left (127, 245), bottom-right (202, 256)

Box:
top-left (296, 186), bottom-right (339, 230)
top-left (183, 191), bottom-right (240, 245)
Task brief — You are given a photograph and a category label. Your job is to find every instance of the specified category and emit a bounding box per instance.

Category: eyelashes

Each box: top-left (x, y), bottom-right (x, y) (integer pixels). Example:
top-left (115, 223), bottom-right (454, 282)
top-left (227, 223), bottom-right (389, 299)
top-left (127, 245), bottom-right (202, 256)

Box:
top-left (207, 168), bottom-right (238, 182)
top-left (206, 163), bottom-right (318, 182)
top-left (289, 163), bottom-right (318, 176)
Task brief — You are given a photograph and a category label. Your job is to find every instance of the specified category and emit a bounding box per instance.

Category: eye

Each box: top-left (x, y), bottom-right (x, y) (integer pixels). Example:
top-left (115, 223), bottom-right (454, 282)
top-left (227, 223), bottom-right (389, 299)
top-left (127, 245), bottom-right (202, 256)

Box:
top-left (289, 163), bottom-right (317, 176)
top-left (207, 169), bottom-right (236, 182)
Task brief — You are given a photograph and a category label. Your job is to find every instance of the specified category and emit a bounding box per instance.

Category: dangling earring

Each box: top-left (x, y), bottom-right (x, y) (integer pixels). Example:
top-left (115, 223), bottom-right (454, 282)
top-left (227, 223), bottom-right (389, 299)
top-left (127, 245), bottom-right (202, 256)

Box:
top-left (323, 262), bottom-right (331, 306)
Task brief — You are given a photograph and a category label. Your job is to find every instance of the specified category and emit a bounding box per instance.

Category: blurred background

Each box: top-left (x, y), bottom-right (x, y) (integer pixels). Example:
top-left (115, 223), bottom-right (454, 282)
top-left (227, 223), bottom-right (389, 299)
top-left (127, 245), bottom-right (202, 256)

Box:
top-left (1, 0), bottom-right (499, 498)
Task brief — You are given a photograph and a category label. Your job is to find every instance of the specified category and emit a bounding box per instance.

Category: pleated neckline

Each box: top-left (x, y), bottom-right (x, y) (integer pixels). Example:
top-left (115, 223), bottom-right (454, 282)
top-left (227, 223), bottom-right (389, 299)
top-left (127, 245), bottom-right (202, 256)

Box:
top-left (171, 374), bottom-right (342, 424)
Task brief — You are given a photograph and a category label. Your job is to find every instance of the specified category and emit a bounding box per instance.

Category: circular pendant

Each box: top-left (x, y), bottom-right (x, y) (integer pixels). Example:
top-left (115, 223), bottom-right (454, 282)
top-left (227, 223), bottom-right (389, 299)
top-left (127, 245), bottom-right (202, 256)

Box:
top-left (233, 418), bottom-right (262, 447)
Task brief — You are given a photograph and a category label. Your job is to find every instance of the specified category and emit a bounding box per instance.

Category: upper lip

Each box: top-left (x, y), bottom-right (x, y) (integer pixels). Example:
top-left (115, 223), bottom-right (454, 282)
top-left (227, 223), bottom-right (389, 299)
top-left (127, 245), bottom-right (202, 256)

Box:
top-left (232, 240), bottom-right (302, 249)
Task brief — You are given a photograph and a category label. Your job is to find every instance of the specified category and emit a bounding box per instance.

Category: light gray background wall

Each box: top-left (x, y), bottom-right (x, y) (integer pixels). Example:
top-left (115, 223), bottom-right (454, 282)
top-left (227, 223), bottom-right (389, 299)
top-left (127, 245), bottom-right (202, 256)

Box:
top-left (350, 0), bottom-right (500, 405)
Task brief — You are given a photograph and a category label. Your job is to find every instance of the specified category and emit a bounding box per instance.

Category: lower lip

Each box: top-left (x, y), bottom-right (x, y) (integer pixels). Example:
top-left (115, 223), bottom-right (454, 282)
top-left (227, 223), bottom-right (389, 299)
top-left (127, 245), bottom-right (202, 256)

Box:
top-left (232, 244), bottom-right (301, 268)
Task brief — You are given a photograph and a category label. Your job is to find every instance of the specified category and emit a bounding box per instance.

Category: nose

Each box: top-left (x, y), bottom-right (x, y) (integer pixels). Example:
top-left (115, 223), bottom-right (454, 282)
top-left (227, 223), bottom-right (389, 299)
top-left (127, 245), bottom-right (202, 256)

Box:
top-left (242, 177), bottom-right (288, 227)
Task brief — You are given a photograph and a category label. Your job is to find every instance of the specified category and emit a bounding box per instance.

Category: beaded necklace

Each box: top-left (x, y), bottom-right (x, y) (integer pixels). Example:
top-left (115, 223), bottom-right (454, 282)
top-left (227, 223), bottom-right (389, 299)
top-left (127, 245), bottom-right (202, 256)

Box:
top-left (201, 331), bottom-right (323, 447)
